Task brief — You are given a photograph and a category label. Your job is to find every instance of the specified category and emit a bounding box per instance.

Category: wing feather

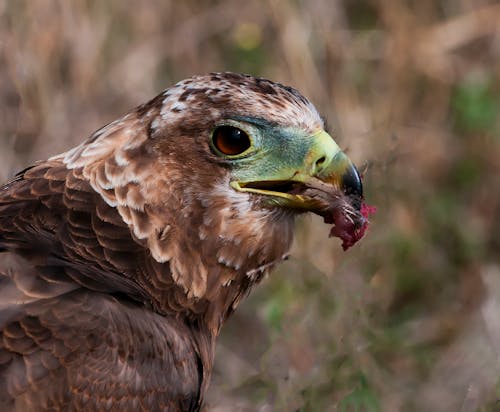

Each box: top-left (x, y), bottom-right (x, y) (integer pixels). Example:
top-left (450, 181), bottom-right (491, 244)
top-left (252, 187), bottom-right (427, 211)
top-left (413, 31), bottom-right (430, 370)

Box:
top-left (0, 117), bottom-right (206, 411)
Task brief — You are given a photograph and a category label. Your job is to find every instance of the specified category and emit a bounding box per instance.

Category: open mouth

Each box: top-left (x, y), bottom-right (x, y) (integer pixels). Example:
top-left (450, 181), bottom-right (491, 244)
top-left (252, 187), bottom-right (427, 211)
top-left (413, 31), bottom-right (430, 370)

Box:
top-left (231, 180), bottom-right (324, 212)
top-left (231, 178), bottom-right (374, 250)
top-left (239, 180), bottom-right (297, 194)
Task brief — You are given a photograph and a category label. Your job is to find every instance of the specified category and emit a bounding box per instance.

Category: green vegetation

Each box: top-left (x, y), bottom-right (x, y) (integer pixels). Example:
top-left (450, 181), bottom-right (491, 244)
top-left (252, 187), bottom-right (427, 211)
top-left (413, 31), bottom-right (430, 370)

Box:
top-left (1, 1), bottom-right (499, 410)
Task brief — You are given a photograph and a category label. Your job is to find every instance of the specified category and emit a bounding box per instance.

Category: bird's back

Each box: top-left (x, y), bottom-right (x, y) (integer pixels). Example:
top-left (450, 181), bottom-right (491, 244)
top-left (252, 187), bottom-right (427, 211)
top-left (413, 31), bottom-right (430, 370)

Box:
top-left (0, 164), bottom-right (205, 411)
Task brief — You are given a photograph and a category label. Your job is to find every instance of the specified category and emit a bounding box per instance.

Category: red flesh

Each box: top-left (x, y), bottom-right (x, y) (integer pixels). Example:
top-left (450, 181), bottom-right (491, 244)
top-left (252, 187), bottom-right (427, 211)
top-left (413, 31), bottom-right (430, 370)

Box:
top-left (328, 202), bottom-right (376, 250)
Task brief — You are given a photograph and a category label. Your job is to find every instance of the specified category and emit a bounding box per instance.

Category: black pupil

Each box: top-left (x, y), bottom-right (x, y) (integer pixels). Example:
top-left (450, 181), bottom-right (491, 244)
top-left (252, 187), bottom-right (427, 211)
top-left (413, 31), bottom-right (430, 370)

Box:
top-left (213, 126), bottom-right (251, 155)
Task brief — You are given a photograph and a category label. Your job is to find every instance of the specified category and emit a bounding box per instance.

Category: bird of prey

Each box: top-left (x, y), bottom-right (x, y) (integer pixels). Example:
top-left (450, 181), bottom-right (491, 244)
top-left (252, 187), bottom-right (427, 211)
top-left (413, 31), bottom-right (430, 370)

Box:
top-left (0, 73), bottom-right (371, 411)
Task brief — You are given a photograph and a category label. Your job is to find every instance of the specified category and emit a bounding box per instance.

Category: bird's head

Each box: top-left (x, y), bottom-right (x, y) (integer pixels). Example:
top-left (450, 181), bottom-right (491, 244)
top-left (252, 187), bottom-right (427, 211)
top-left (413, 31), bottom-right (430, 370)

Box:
top-left (59, 72), bottom-right (373, 310)
top-left (150, 73), bottom-right (371, 250)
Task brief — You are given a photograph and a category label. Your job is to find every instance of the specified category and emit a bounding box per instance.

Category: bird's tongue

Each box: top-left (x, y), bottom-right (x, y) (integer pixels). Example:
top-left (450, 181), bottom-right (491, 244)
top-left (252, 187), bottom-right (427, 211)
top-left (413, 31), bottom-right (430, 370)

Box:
top-left (326, 203), bottom-right (376, 250)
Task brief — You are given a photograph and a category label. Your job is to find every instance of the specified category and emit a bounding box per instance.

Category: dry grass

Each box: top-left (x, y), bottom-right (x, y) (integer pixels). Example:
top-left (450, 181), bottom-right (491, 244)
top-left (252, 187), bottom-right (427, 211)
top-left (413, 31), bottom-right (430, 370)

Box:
top-left (1, 0), bottom-right (499, 410)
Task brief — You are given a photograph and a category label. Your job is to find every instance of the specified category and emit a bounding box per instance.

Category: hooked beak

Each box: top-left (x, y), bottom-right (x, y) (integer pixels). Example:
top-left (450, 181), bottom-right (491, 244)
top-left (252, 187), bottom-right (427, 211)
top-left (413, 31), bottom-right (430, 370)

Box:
top-left (230, 130), bottom-right (363, 210)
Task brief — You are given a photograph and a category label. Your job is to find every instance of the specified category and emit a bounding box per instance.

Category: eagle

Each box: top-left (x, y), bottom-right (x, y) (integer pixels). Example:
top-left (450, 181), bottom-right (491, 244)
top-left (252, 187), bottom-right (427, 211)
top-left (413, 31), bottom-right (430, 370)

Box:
top-left (0, 73), bottom-right (370, 411)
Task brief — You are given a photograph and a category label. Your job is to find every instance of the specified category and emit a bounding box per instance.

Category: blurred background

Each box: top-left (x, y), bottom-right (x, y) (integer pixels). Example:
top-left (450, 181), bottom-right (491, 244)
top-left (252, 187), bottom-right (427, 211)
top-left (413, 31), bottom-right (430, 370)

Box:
top-left (1, 0), bottom-right (499, 410)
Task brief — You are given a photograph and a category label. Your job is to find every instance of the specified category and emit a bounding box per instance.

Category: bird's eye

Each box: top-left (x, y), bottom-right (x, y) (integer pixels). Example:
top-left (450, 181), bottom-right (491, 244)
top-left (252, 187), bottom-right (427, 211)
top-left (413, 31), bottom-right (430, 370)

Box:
top-left (212, 126), bottom-right (251, 156)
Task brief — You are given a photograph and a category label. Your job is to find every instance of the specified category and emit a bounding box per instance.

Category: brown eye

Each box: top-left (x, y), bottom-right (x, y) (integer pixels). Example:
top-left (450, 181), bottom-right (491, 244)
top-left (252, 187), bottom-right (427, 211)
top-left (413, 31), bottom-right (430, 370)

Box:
top-left (212, 126), bottom-right (251, 156)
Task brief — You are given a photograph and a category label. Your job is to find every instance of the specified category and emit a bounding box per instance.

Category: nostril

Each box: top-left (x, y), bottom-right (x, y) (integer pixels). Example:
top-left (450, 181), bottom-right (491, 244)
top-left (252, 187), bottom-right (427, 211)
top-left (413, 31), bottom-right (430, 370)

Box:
top-left (315, 156), bottom-right (326, 171)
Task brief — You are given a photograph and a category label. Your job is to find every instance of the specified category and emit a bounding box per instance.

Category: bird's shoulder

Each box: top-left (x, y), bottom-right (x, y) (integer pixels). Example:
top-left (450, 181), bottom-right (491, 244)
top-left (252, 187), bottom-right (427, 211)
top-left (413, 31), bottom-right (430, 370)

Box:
top-left (0, 158), bottom-right (157, 297)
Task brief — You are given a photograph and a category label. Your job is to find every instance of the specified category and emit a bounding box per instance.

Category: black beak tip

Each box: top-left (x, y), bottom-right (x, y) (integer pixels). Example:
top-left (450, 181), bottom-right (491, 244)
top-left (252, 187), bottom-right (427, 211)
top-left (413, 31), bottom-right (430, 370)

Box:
top-left (341, 164), bottom-right (363, 198)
